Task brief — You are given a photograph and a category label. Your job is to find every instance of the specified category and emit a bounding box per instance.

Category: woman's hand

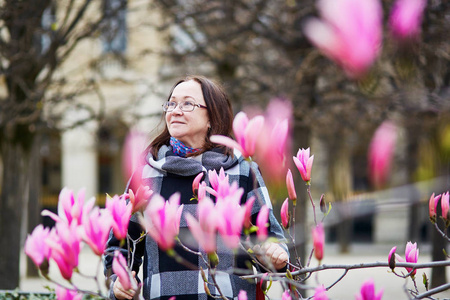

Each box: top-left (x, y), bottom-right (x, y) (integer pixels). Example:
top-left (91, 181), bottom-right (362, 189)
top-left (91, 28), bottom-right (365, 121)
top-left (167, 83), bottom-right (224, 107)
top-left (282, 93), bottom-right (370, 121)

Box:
top-left (113, 271), bottom-right (139, 300)
top-left (253, 242), bottom-right (289, 270)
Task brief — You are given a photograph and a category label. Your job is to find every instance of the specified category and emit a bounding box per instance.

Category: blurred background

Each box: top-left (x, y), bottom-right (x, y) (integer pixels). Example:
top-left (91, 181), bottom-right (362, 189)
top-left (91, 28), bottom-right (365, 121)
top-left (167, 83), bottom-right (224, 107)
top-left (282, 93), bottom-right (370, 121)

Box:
top-left (0, 0), bottom-right (449, 297)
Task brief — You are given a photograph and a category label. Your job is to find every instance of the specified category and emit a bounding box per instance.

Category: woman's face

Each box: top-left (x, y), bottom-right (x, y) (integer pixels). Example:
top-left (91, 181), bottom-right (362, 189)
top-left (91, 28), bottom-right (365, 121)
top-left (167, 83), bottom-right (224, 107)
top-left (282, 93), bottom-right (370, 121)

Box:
top-left (165, 80), bottom-right (210, 149)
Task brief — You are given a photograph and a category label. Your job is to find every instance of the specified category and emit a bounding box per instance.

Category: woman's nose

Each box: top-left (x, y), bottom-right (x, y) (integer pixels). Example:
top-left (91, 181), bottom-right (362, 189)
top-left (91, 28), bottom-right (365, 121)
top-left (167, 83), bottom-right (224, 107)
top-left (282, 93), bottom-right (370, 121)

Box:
top-left (171, 104), bottom-right (184, 114)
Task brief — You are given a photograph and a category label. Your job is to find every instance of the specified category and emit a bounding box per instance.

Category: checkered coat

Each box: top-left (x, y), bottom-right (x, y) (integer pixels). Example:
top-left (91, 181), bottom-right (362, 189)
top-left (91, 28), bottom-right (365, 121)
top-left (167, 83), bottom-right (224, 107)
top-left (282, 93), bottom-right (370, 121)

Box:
top-left (104, 146), bottom-right (287, 300)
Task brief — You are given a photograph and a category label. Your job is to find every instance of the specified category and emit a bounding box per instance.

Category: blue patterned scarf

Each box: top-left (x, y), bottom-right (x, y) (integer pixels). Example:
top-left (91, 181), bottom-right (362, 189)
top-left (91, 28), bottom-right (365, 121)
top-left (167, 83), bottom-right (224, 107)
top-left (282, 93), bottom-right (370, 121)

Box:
top-left (170, 137), bottom-right (200, 157)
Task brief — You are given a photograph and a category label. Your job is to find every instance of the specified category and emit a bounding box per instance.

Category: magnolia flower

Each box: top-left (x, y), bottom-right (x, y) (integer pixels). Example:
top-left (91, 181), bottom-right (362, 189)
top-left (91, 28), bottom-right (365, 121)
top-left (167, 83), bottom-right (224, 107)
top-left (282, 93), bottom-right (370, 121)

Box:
top-left (56, 286), bottom-right (82, 300)
top-left (303, 0), bottom-right (383, 78)
top-left (112, 250), bottom-right (138, 291)
top-left (428, 193), bottom-right (441, 223)
top-left (389, 0), bottom-right (427, 40)
top-left (192, 172), bottom-right (204, 198)
top-left (46, 222), bottom-right (81, 280)
top-left (42, 187), bottom-right (95, 226)
top-left (388, 246), bottom-right (397, 270)
top-left (128, 185), bottom-right (153, 213)
top-left (312, 223), bottom-right (325, 262)
top-left (282, 290), bottom-right (292, 300)
top-left (254, 98), bottom-right (292, 185)
top-left (441, 191), bottom-right (449, 222)
top-left (106, 194), bottom-right (132, 241)
top-left (286, 169), bottom-right (297, 204)
top-left (215, 188), bottom-right (247, 249)
top-left (293, 148), bottom-right (314, 184)
top-left (24, 224), bottom-right (51, 267)
top-left (210, 111), bottom-right (264, 158)
top-left (255, 118), bottom-right (290, 184)
top-left (280, 198), bottom-right (290, 229)
top-left (243, 196), bottom-right (256, 229)
top-left (140, 193), bottom-right (184, 251)
top-left (355, 279), bottom-right (383, 300)
top-left (256, 205), bottom-right (269, 241)
top-left (238, 290), bottom-right (248, 300)
top-left (81, 207), bottom-right (112, 256)
top-left (314, 286), bottom-right (329, 300)
top-left (208, 168), bottom-right (236, 198)
top-left (122, 129), bottom-right (147, 184)
top-left (368, 121), bottom-right (398, 189)
top-left (395, 241), bottom-right (419, 276)
top-left (186, 197), bottom-right (218, 254)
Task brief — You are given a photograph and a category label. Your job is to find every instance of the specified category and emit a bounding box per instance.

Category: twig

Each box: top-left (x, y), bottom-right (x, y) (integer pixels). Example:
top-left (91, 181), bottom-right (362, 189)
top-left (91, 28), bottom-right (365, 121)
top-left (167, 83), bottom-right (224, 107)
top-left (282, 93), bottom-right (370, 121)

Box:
top-left (414, 282), bottom-right (450, 299)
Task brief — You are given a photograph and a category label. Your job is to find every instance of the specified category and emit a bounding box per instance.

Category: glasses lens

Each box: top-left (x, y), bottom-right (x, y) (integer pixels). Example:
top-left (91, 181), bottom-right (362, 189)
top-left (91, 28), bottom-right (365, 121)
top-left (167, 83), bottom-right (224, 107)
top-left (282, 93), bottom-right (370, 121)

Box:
top-left (163, 102), bottom-right (176, 112)
top-left (180, 101), bottom-right (195, 112)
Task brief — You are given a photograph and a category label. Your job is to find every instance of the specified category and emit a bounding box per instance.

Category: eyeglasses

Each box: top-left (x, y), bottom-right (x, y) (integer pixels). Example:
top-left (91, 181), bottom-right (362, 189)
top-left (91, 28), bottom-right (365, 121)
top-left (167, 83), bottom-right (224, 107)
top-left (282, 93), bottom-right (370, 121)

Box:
top-left (162, 100), bottom-right (207, 112)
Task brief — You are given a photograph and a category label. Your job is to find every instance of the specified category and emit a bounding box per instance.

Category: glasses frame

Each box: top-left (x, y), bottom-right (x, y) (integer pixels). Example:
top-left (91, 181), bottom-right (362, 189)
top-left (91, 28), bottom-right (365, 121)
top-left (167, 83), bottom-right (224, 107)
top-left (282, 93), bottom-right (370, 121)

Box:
top-left (162, 100), bottom-right (207, 112)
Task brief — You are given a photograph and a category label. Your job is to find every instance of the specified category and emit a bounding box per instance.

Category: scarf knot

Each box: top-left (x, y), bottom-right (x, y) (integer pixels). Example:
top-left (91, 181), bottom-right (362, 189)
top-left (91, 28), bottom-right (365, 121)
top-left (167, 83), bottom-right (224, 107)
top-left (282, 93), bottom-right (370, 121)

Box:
top-left (170, 137), bottom-right (200, 157)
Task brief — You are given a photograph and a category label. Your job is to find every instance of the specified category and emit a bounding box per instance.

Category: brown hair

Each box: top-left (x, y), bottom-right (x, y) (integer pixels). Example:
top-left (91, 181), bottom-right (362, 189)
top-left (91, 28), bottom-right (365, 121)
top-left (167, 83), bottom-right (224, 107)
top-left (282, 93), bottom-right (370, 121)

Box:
top-left (148, 75), bottom-right (234, 158)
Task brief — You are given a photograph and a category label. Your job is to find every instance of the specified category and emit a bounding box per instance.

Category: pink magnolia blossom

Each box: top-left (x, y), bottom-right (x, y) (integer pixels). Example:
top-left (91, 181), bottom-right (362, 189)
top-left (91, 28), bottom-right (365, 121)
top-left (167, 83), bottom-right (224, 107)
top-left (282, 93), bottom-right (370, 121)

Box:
top-left (215, 188), bottom-right (247, 249)
top-left (243, 196), bottom-right (256, 229)
top-left (197, 181), bottom-right (208, 202)
top-left (208, 168), bottom-right (233, 198)
top-left (24, 224), bottom-right (52, 267)
top-left (192, 172), bottom-right (204, 198)
top-left (80, 207), bottom-right (112, 256)
top-left (312, 223), bottom-right (325, 262)
top-left (368, 121), bottom-right (398, 188)
top-left (42, 187), bottom-right (95, 226)
top-left (428, 193), bottom-right (441, 223)
top-left (252, 98), bottom-right (292, 184)
top-left (395, 241), bottom-right (419, 276)
top-left (256, 118), bottom-right (290, 183)
top-left (210, 112), bottom-right (264, 158)
top-left (112, 250), bottom-right (138, 291)
top-left (280, 198), bottom-right (290, 229)
top-left (282, 290), bottom-right (292, 300)
top-left (140, 193), bottom-right (184, 251)
top-left (56, 286), bottom-right (82, 300)
top-left (207, 168), bottom-right (243, 202)
top-left (388, 246), bottom-right (397, 270)
top-left (389, 0), bottom-right (426, 40)
top-left (46, 222), bottom-right (81, 280)
top-left (106, 194), bottom-right (132, 241)
top-left (286, 169), bottom-right (297, 203)
top-left (256, 205), bottom-right (269, 241)
top-left (441, 191), bottom-right (449, 221)
top-left (128, 185), bottom-right (153, 213)
top-left (185, 197), bottom-right (219, 254)
top-left (314, 286), bottom-right (329, 300)
top-left (293, 148), bottom-right (314, 184)
top-left (355, 279), bottom-right (383, 300)
top-left (238, 290), bottom-right (248, 300)
top-left (122, 129), bottom-right (147, 185)
top-left (303, 0), bottom-right (383, 78)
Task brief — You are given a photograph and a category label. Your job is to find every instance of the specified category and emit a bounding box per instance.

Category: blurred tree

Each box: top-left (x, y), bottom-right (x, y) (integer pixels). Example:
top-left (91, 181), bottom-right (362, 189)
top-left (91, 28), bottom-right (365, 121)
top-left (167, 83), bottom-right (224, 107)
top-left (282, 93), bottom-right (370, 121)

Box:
top-left (0, 0), bottom-right (130, 288)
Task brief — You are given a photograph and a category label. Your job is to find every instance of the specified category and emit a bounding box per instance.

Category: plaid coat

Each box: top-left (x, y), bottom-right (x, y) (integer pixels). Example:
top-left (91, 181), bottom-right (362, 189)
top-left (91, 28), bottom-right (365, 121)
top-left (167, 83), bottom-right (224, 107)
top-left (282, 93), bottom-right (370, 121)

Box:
top-left (104, 146), bottom-right (287, 300)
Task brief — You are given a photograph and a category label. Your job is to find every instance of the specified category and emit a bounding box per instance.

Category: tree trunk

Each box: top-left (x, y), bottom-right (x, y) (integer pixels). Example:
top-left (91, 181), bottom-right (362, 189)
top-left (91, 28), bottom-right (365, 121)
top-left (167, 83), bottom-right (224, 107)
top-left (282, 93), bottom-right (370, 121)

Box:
top-left (0, 141), bottom-right (29, 289)
top-left (26, 133), bottom-right (42, 277)
top-left (292, 121), bottom-right (310, 265)
top-left (328, 134), bottom-right (353, 253)
top-left (406, 124), bottom-right (421, 242)
top-left (431, 205), bottom-right (448, 288)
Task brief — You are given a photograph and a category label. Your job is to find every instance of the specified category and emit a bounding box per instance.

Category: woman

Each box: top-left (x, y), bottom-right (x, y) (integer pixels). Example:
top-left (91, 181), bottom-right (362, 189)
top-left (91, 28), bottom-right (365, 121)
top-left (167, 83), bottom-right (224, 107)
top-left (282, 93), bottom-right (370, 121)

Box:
top-left (104, 75), bottom-right (288, 300)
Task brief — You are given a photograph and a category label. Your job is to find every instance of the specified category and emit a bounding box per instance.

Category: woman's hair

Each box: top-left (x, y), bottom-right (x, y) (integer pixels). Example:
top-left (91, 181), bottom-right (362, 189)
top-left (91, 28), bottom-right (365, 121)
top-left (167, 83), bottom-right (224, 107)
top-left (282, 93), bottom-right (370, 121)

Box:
top-left (148, 75), bottom-right (234, 158)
